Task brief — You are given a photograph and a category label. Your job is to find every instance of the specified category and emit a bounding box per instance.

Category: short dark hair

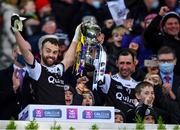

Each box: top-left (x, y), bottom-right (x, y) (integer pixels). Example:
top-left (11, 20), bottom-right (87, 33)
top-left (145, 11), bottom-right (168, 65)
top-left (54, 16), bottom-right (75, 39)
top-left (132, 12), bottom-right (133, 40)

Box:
top-left (157, 46), bottom-right (176, 59)
top-left (135, 81), bottom-right (153, 94)
top-left (117, 48), bottom-right (136, 61)
top-left (41, 38), bottom-right (59, 48)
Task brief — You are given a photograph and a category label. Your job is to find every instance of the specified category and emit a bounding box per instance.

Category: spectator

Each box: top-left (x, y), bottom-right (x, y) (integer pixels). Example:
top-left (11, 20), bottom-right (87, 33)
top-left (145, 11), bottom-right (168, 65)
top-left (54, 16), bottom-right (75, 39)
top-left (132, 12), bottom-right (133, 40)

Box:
top-left (157, 46), bottom-right (180, 100)
top-left (114, 109), bottom-right (126, 123)
top-left (0, 45), bottom-right (33, 120)
top-left (81, 89), bottom-right (95, 106)
top-left (19, 0), bottom-right (40, 39)
top-left (64, 84), bottom-right (75, 105)
top-left (153, 46), bottom-right (180, 123)
top-left (1, 0), bottom-right (19, 60)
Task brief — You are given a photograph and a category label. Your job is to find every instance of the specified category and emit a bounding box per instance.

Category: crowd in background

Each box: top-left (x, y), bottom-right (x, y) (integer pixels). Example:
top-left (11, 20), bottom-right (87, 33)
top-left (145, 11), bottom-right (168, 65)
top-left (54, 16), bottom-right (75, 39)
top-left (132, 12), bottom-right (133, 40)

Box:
top-left (1, 0), bottom-right (180, 125)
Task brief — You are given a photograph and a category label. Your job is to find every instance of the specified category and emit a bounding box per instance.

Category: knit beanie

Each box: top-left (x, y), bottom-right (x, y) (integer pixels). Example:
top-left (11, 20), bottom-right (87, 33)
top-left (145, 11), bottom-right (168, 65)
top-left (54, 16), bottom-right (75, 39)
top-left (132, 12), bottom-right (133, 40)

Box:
top-left (161, 12), bottom-right (180, 27)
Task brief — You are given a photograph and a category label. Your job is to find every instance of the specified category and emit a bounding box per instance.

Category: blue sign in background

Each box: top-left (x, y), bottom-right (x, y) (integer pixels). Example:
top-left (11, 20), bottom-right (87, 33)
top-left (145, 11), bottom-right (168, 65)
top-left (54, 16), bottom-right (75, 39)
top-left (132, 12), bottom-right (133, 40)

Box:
top-left (83, 110), bottom-right (111, 119)
top-left (33, 109), bottom-right (62, 118)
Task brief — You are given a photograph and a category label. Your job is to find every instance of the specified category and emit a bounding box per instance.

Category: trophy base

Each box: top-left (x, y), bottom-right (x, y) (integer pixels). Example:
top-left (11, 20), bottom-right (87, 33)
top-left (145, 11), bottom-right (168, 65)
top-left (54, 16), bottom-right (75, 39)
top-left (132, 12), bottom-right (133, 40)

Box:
top-left (85, 63), bottom-right (95, 72)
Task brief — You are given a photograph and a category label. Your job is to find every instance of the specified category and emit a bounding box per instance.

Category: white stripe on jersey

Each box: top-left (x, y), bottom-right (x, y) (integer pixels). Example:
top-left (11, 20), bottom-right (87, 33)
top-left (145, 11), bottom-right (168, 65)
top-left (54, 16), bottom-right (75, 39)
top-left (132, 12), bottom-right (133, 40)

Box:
top-left (27, 60), bottom-right (64, 81)
top-left (112, 73), bottom-right (138, 88)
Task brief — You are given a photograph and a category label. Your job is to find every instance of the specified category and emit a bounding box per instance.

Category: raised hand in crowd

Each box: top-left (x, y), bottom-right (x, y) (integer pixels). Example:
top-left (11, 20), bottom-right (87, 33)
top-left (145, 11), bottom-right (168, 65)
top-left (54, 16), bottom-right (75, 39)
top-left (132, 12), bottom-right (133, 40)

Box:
top-left (162, 83), bottom-right (176, 100)
top-left (144, 94), bottom-right (154, 107)
top-left (159, 6), bottom-right (170, 16)
top-left (76, 76), bottom-right (89, 95)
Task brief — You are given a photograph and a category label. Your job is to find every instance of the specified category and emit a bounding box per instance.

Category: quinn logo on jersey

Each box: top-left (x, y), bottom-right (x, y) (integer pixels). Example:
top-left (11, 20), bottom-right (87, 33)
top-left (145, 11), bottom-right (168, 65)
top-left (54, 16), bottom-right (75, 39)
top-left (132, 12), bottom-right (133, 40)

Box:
top-left (116, 92), bottom-right (134, 104)
top-left (48, 75), bottom-right (64, 87)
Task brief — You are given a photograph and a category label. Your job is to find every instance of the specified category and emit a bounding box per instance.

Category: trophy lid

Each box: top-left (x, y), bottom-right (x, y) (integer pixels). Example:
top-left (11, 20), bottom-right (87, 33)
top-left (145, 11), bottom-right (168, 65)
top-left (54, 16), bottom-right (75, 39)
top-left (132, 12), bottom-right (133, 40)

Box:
top-left (81, 20), bottom-right (101, 39)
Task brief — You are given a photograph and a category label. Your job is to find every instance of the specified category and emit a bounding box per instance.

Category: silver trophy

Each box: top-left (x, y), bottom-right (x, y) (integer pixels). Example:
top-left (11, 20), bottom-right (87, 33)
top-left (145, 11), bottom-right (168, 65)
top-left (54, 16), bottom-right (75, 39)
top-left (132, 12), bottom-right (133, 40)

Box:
top-left (80, 20), bottom-right (101, 72)
top-left (75, 20), bottom-right (107, 90)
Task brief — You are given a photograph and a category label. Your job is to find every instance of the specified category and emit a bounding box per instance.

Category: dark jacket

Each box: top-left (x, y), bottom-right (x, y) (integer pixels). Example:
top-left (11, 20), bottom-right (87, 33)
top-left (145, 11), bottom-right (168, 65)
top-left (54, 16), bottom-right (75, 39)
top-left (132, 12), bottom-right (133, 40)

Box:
top-left (153, 74), bottom-right (180, 123)
top-left (0, 65), bottom-right (33, 119)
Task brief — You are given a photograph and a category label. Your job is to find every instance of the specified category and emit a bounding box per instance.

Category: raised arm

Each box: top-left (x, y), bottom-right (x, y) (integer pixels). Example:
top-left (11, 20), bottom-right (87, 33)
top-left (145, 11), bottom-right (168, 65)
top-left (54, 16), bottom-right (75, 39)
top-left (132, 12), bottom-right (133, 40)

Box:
top-left (61, 24), bottom-right (81, 71)
top-left (143, 6), bottom-right (170, 51)
top-left (11, 14), bottom-right (34, 65)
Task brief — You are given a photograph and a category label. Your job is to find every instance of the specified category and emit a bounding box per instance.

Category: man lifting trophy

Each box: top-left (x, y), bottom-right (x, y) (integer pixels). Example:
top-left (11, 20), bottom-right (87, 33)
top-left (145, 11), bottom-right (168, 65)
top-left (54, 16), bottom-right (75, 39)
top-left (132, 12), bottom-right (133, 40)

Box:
top-left (75, 20), bottom-right (107, 90)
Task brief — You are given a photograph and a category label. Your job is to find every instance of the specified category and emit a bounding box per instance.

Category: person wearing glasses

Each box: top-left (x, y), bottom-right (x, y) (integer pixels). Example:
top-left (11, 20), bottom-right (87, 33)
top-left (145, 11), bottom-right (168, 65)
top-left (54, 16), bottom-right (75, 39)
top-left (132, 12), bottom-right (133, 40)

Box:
top-left (157, 46), bottom-right (180, 123)
top-left (158, 46), bottom-right (180, 100)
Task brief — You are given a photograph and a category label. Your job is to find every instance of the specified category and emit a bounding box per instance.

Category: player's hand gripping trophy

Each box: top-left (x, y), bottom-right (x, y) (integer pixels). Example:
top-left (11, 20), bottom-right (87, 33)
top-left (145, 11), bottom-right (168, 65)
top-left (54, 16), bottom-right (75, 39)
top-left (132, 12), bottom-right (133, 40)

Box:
top-left (75, 20), bottom-right (107, 90)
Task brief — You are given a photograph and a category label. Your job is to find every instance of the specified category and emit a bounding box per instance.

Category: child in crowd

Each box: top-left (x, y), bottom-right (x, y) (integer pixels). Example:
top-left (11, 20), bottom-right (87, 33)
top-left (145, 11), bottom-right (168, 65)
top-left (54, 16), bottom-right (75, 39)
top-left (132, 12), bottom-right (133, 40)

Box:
top-left (114, 109), bottom-right (125, 123)
top-left (135, 81), bottom-right (158, 124)
top-left (64, 85), bottom-right (75, 105)
top-left (82, 89), bottom-right (95, 106)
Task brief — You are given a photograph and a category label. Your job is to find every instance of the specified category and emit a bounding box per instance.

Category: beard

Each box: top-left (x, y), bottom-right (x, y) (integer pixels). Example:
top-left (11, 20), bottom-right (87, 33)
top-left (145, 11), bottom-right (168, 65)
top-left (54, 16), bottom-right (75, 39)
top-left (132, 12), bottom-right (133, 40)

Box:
top-left (42, 54), bottom-right (57, 67)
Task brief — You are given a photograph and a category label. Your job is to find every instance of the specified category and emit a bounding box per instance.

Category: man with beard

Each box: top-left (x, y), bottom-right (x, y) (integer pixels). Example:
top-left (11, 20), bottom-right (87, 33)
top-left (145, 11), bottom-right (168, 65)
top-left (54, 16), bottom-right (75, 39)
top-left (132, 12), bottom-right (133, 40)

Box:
top-left (11, 14), bottom-right (81, 105)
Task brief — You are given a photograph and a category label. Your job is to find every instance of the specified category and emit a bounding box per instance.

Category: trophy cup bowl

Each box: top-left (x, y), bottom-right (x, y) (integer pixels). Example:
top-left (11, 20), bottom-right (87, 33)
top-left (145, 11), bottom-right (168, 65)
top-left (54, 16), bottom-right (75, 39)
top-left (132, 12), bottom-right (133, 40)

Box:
top-left (81, 21), bottom-right (101, 72)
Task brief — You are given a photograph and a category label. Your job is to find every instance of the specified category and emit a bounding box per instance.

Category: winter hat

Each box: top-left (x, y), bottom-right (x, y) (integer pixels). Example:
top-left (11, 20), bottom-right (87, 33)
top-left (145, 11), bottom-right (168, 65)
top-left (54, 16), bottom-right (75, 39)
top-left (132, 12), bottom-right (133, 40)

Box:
top-left (35, 0), bottom-right (50, 12)
top-left (115, 109), bottom-right (126, 122)
top-left (64, 85), bottom-right (76, 94)
top-left (161, 11), bottom-right (180, 27)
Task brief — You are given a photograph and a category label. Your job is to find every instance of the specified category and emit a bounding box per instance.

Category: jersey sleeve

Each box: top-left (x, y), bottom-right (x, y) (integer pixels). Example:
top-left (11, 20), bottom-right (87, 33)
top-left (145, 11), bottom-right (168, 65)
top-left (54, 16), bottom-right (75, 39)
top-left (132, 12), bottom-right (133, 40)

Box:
top-left (26, 59), bottom-right (41, 81)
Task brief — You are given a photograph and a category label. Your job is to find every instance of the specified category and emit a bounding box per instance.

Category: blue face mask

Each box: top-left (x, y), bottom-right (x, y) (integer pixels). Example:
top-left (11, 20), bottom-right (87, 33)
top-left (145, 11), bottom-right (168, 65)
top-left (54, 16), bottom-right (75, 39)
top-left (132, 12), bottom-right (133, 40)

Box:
top-left (92, 1), bottom-right (101, 9)
top-left (159, 62), bottom-right (174, 74)
top-left (17, 54), bottom-right (26, 66)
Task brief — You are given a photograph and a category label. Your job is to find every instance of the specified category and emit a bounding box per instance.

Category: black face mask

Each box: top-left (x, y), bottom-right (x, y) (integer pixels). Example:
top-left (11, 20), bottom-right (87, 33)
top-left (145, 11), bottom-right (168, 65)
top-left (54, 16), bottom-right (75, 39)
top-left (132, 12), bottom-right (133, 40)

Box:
top-left (17, 54), bottom-right (26, 66)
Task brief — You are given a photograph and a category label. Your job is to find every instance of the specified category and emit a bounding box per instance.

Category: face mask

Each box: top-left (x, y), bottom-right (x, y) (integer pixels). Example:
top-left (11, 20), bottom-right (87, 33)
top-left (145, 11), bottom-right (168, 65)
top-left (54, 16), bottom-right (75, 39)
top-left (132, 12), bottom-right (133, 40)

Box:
top-left (92, 1), bottom-right (101, 9)
top-left (17, 54), bottom-right (26, 66)
top-left (159, 62), bottom-right (174, 74)
top-left (150, 0), bottom-right (159, 9)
